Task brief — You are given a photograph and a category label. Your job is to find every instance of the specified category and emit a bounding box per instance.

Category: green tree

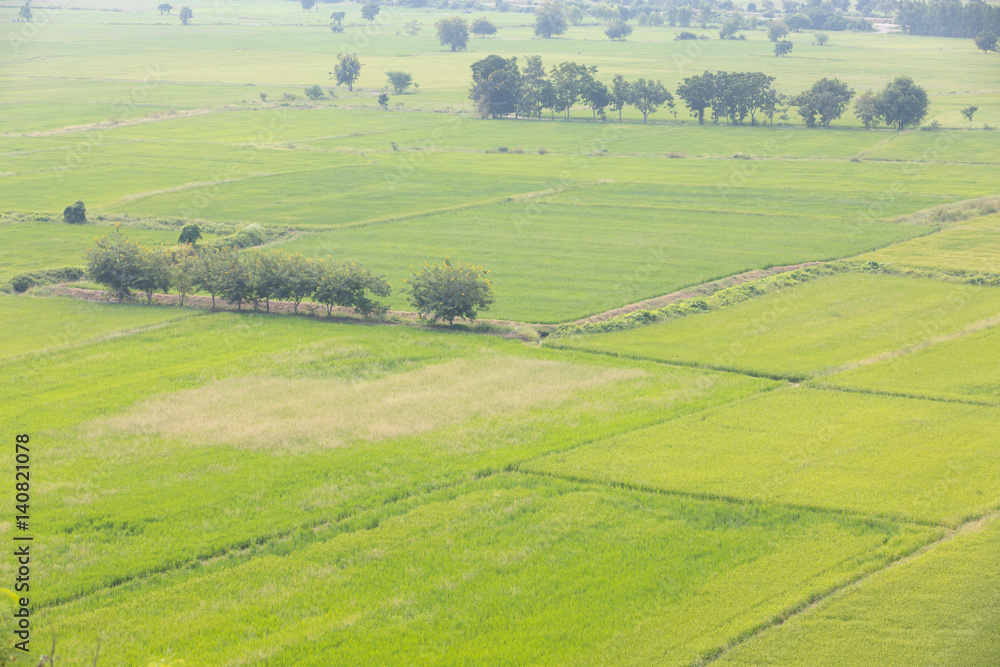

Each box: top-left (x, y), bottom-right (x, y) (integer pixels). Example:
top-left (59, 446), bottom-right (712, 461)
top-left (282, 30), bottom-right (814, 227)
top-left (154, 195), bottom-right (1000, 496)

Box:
top-left (18, 2), bottom-right (31, 21)
top-left (630, 78), bottom-right (673, 123)
top-left (247, 249), bottom-right (285, 313)
top-left (300, 0), bottom-right (317, 11)
top-left (874, 75), bottom-right (928, 131)
top-left (157, 3), bottom-right (173, 14)
top-left (314, 260), bottom-right (391, 317)
top-left (378, 92), bottom-right (389, 108)
top-left (581, 75), bottom-right (610, 120)
top-left (604, 19), bottom-right (633, 40)
top-left (471, 17), bottom-right (498, 37)
top-left (774, 39), bottom-right (793, 56)
top-left (332, 53), bottom-right (362, 91)
top-left (386, 71), bottom-right (413, 94)
top-left (550, 61), bottom-right (590, 118)
top-left (178, 223), bottom-right (202, 245)
top-left (179, 6), bottom-right (192, 24)
top-left (436, 16), bottom-right (469, 51)
top-left (361, 2), bottom-right (380, 23)
top-left (172, 251), bottom-right (197, 307)
top-left (786, 12), bottom-right (811, 31)
top-left (470, 55), bottom-right (521, 118)
top-left (192, 247), bottom-right (228, 310)
top-left (304, 84), bottom-right (325, 100)
top-left (567, 5), bottom-right (584, 24)
top-left (961, 105), bottom-right (979, 128)
top-left (85, 227), bottom-right (145, 303)
top-left (792, 77), bottom-right (854, 127)
top-left (677, 71), bottom-right (716, 124)
top-left (814, 32), bottom-right (828, 45)
top-left (534, 1), bottom-right (568, 38)
top-left (330, 11), bottom-right (346, 32)
top-left (974, 32), bottom-right (998, 54)
top-left (63, 200), bottom-right (87, 224)
top-left (767, 20), bottom-right (788, 40)
top-left (610, 74), bottom-right (632, 121)
top-left (134, 246), bottom-right (172, 305)
top-left (405, 20), bottom-right (421, 35)
top-left (218, 249), bottom-right (252, 311)
top-left (517, 55), bottom-right (554, 119)
top-left (405, 259), bottom-right (494, 325)
top-left (282, 253), bottom-right (318, 314)
top-left (854, 89), bottom-right (878, 129)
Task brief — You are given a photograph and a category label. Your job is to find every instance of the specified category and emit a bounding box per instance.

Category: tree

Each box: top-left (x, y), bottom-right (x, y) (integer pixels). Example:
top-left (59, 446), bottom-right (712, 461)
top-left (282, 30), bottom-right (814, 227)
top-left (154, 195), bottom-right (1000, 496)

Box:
top-left (179, 6), bottom-right (192, 24)
top-left (436, 16), bottom-right (469, 51)
top-left (567, 5), bottom-right (584, 25)
top-left (248, 250), bottom-right (285, 313)
top-left (300, 0), bottom-right (317, 11)
top-left (86, 227), bottom-right (145, 303)
top-left (975, 32), bottom-right (998, 54)
top-left (874, 75), bottom-right (928, 131)
top-left (767, 20), bottom-right (788, 40)
top-left (314, 261), bottom-right (391, 317)
top-left (405, 259), bottom-right (494, 325)
top-left (534, 1), bottom-right (568, 38)
top-left (961, 105), bottom-right (979, 128)
top-left (18, 2), bottom-right (31, 21)
top-left (604, 19), bottom-right (633, 40)
top-left (378, 92), bottom-right (389, 108)
top-left (330, 11), bottom-right (345, 32)
top-left (178, 223), bottom-right (202, 245)
top-left (581, 76), bottom-right (610, 120)
top-left (786, 12), bottom-right (811, 31)
top-left (610, 74), bottom-right (632, 121)
top-left (814, 32), bottom-right (828, 45)
top-left (134, 247), bottom-right (172, 305)
top-left (792, 77), bottom-right (854, 127)
top-left (157, 4), bottom-right (173, 14)
top-left (549, 61), bottom-right (591, 118)
top-left (332, 53), bottom-right (362, 92)
top-left (304, 84), bottom-right (325, 100)
top-left (774, 39), bottom-right (794, 56)
top-left (282, 253), bottom-right (317, 314)
top-left (517, 55), bottom-right (554, 119)
top-left (854, 90), bottom-right (878, 129)
top-left (361, 2), bottom-right (380, 24)
top-left (63, 200), bottom-right (86, 224)
top-left (193, 247), bottom-right (227, 310)
top-left (470, 55), bottom-right (521, 118)
top-left (677, 71), bottom-right (716, 124)
top-left (218, 249), bottom-right (252, 311)
top-left (405, 20), bottom-right (421, 35)
top-left (471, 17), bottom-right (498, 37)
top-left (172, 251), bottom-right (197, 307)
top-left (630, 78), bottom-right (673, 123)
top-left (386, 71), bottom-right (413, 95)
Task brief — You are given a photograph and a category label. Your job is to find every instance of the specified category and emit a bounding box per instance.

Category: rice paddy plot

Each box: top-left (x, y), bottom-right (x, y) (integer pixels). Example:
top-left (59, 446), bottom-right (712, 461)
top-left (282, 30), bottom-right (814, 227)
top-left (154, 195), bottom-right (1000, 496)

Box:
top-left (523, 386), bottom-right (1000, 526)
top-left (551, 272), bottom-right (1000, 379)
top-left (44, 475), bottom-right (936, 666)
top-left (856, 228), bottom-right (1000, 274)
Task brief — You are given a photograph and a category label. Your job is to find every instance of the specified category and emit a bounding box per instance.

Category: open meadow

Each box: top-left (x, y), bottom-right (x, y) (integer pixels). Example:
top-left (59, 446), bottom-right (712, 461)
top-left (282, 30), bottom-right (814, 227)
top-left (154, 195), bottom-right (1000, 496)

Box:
top-left (2, 0), bottom-right (1000, 663)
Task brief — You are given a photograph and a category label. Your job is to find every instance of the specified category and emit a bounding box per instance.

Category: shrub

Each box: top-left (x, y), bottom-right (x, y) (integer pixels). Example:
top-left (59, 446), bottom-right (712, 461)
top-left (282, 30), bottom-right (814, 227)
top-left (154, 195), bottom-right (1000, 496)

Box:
top-left (404, 258), bottom-right (494, 324)
top-left (178, 223), bottom-right (202, 245)
top-left (304, 84), bottom-right (325, 100)
top-left (63, 200), bottom-right (87, 224)
top-left (676, 31), bottom-right (698, 39)
top-left (314, 260), bottom-right (391, 317)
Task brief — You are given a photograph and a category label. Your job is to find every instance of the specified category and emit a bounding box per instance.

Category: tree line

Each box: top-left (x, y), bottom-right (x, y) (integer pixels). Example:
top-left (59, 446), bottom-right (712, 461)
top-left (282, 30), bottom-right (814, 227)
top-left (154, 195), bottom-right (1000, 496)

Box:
top-left (896, 0), bottom-right (1000, 38)
top-left (470, 57), bottom-right (932, 129)
top-left (85, 228), bottom-right (494, 325)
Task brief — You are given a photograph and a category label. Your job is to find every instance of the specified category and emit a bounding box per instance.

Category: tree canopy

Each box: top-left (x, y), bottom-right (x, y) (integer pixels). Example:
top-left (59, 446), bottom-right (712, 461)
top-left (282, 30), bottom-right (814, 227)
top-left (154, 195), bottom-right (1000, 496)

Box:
top-left (332, 53), bottom-right (362, 91)
top-left (792, 77), bottom-right (855, 127)
top-left (874, 75), bottom-right (929, 130)
top-left (436, 16), bottom-right (469, 51)
top-left (534, 1), bottom-right (568, 38)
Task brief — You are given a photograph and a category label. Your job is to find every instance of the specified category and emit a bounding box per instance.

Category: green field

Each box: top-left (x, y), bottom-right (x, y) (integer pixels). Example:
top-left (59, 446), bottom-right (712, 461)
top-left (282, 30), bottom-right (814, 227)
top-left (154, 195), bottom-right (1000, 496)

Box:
top-left (3, 0), bottom-right (1000, 663)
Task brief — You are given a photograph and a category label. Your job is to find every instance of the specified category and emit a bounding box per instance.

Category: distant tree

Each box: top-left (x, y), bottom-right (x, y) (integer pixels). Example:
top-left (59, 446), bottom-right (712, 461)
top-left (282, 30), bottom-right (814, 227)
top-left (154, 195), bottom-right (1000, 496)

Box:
top-left (567, 5), bottom-right (584, 25)
top-left (470, 55), bottom-right (521, 118)
top-left (604, 19), bottom-right (633, 40)
top-left (471, 17), bottom-right (498, 37)
top-left (330, 11), bottom-right (345, 31)
top-left (630, 78), bottom-right (673, 123)
top-left (747, 2), bottom-right (757, 10)
top-left (719, 14), bottom-right (743, 39)
top-left (63, 200), bottom-right (87, 224)
top-left (304, 84), bottom-right (325, 100)
top-left (516, 55), bottom-right (554, 119)
top-left (178, 223), bottom-right (202, 245)
top-left (86, 228), bottom-right (144, 303)
top-left (18, 2), bottom-right (31, 21)
top-left (534, 1), bottom-right (568, 38)
top-left (314, 261), bottom-right (391, 317)
top-left (134, 247), bottom-right (172, 305)
top-left (792, 77), bottom-right (854, 127)
top-left (786, 12), bottom-right (811, 31)
top-left (157, 3), bottom-right (173, 15)
top-left (581, 75), bottom-right (610, 120)
top-left (361, 2), bottom-right (380, 24)
top-left (549, 61), bottom-right (591, 118)
top-left (774, 39), bottom-right (794, 56)
top-left (378, 92), bottom-right (389, 108)
top-left (814, 32), bottom-right (828, 45)
top-left (282, 253), bottom-right (317, 314)
top-left (677, 6), bottom-right (693, 27)
top-left (436, 16), bottom-right (469, 51)
top-left (610, 74), bottom-right (632, 121)
top-left (247, 249), bottom-right (283, 313)
top-left (405, 258), bottom-right (494, 325)
top-left (405, 20), bottom-right (421, 35)
top-left (677, 71), bottom-right (716, 124)
top-left (975, 32), bottom-right (998, 54)
top-left (179, 6), bottom-right (192, 24)
top-left (767, 20), bottom-right (788, 40)
top-left (332, 53), bottom-right (362, 91)
top-left (193, 247), bottom-right (227, 310)
top-left (854, 89), bottom-right (878, 129)
top-left (961, 105), bottom-right (979, 128)
top-left (874, 75), bottom-right (928, 131)
top-left (300, 0), bottom-right (317, 11)
top-left (217, 250), bottom-right (252, 311)
top-left (386, 71), bottom-right (413, 94)
top-left (172, 251), bottom-right (197, 307)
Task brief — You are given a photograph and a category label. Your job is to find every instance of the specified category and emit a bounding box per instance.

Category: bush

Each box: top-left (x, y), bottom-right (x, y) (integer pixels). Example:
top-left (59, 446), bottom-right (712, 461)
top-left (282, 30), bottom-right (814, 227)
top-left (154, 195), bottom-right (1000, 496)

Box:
top-left (314, 261), bottom-right (391, 317)
top-left (218, 224), bottom-right (267, 249)
top-left (63, 200), bottom-right (87, 224)
top-left (676, 31), bottom-right (698, 39)
top-left (404, 259), bottom-right (494, 324)
top-left (9, 267), bottom-right (85, 293)
top-left (178, 223), bottom-right (202, 245)
top-left (304, 84), bottom-right (325, 100)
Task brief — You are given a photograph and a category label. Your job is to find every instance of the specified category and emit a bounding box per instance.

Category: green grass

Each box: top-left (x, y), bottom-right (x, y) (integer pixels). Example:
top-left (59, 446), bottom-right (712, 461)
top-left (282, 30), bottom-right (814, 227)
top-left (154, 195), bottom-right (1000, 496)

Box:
top-left (551, 272), bottom-right (1000, 378)
top-left (524, 386), bottom-right (1000, 526)
top-left (719, 518), bottom-right (1000, 666)
top-left (818, 323), bottom-right (1000, 405)
top-left (45, 475), bottom-right (935, 666)
top-left (855, 228), bottom-right (1000, 274)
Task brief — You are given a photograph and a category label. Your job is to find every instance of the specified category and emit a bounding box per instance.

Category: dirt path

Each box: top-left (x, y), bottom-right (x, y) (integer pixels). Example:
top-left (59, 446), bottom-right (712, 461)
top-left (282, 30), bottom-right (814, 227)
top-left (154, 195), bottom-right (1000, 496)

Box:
top-left (569, 262), bottom-right (822, 325)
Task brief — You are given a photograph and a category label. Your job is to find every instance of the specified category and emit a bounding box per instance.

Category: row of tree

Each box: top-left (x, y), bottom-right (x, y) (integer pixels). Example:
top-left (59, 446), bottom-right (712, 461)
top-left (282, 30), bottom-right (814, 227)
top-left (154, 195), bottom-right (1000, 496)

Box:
top-left (470, 57), bottom-right (933, 129)
top-left (85, 229), bottom-right (494, 324)
top-left (896, 0), bottom-right (1000, 38)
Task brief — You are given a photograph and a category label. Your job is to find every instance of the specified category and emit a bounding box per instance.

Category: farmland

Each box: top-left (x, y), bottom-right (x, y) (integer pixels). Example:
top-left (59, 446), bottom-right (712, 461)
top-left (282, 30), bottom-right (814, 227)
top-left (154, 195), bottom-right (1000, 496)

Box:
top-left (3, 0), bottom-right (1000, 664)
